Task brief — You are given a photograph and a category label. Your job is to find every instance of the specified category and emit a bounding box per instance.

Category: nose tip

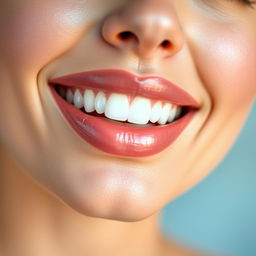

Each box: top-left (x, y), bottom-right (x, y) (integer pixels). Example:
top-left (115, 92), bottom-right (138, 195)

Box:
top-left (101, 0), bottom-right (185, 59)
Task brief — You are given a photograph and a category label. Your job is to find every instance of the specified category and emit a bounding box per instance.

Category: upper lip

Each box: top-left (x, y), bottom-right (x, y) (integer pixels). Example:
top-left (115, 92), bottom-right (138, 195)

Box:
top-left (48, 69), bottom-right (199, 107)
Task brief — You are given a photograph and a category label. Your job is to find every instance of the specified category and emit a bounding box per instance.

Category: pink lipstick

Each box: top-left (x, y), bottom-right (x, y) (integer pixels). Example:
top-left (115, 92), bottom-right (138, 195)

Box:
top-left (48, 69), bottom-right (198, 157)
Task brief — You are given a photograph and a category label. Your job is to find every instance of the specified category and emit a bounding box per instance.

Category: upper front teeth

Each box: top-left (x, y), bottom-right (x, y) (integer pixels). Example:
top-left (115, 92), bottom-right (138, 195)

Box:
top-left (63, 88), bottom-right (182, 125)
top-left (105, 93), bottom-right (130, 121)
top-left (128, 96), bottom-right (151, 124)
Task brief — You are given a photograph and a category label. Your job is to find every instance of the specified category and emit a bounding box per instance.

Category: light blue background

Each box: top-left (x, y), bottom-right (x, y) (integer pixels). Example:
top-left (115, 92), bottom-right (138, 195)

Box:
top-left (161, 102), bottom-right (256, 256)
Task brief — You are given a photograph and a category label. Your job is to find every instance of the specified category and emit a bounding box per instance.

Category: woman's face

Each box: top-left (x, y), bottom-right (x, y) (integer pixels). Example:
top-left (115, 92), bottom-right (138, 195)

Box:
top-left (0, 0), bottom-right (255, 221)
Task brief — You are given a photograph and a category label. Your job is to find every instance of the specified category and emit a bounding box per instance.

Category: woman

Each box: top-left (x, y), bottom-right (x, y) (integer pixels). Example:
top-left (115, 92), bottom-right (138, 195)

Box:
top-left (0, 0), bottom-right (255, 255)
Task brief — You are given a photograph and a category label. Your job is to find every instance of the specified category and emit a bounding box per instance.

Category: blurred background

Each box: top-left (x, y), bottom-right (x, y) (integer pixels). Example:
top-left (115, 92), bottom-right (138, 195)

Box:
top-left (161, 102), bottom-right (256, 256)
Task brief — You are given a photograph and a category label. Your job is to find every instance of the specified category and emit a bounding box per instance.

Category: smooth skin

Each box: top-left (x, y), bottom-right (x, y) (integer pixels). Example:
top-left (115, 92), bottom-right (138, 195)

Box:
top-left (0, 0), bottom-right (256, 255)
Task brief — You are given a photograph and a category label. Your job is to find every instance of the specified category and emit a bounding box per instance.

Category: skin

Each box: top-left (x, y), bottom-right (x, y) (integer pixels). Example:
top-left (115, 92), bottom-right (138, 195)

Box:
top-left (0, 0), bottom-right (256, 255)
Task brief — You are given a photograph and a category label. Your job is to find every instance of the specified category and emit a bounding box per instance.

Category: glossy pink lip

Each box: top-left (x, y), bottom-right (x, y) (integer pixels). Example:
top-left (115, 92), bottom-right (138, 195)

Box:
top-left (48, 69), bottom-right (198, 157)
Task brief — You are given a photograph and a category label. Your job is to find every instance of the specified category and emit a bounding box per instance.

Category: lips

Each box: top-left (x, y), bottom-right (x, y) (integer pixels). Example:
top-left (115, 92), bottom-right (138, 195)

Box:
top-left (48, 69), bottom-right (198, 157)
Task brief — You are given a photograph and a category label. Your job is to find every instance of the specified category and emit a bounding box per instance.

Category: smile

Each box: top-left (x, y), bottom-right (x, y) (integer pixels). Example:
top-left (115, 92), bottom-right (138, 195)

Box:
top-left (48, 69), bottom-right (198, 157)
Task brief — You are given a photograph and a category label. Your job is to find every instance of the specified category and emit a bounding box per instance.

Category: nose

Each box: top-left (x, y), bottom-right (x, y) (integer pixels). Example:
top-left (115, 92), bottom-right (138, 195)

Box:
top-left (101, 0), bottom-right (185, 59)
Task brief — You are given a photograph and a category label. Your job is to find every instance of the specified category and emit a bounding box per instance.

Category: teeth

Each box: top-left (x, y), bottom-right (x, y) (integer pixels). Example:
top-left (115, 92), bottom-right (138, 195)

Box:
top-left (168, 105), bottom-right (179, 123)
top-left (175, 106), bottom-right (182, 119)
top-left (95, 91), bottom-right (107, 114)
top-left (61, 87), bottom-right (184, 125)
top-left (150, 101), bottom-right (162, 123)
top-left (158, 103), bottom-right (171, 125)
top-left (74, 89), bottom-right (83, 109)
top-left (105, 93), bottom-right (129, 121)
top-left (128, 97), bottom-right (151, 125)
top-left (66, 89), bottom-right (74, 104)
top-left (84, 89), bottom-right (95, 113)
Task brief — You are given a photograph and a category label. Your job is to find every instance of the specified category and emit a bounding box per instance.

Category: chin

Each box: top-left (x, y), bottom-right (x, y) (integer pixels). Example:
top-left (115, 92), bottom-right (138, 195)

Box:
top-left (53, 182), bottom-right (158, 222)
top-left (45, 163), bottom-right (160, 222)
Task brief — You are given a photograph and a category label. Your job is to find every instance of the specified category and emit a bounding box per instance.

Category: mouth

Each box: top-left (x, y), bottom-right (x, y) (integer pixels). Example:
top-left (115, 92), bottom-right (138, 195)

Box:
top-left (48, 69), bottom-right (199, 157)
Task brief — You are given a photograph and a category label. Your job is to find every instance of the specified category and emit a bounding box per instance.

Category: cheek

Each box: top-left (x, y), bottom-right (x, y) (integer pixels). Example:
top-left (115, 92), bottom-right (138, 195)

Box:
top-left (191, 23), bottom-right (256, 108)
top-left (0, 0), bottom-right (88, 72)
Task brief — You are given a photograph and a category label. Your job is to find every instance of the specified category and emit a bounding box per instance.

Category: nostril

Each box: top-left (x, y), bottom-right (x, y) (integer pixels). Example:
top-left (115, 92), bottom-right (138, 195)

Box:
top-left (160, 40), bottom-right (172, 49)
top-left (117, 31), bottom-right (137, 41)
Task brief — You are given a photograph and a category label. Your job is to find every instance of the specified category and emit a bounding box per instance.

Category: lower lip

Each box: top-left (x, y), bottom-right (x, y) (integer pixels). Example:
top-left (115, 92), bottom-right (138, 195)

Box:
top-left (49, 85), bottom-right (195, 157)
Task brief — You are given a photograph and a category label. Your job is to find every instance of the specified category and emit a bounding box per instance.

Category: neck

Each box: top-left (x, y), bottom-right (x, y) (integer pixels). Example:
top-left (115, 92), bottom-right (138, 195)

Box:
top-left (0, 147), bottom-right (169, 256)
